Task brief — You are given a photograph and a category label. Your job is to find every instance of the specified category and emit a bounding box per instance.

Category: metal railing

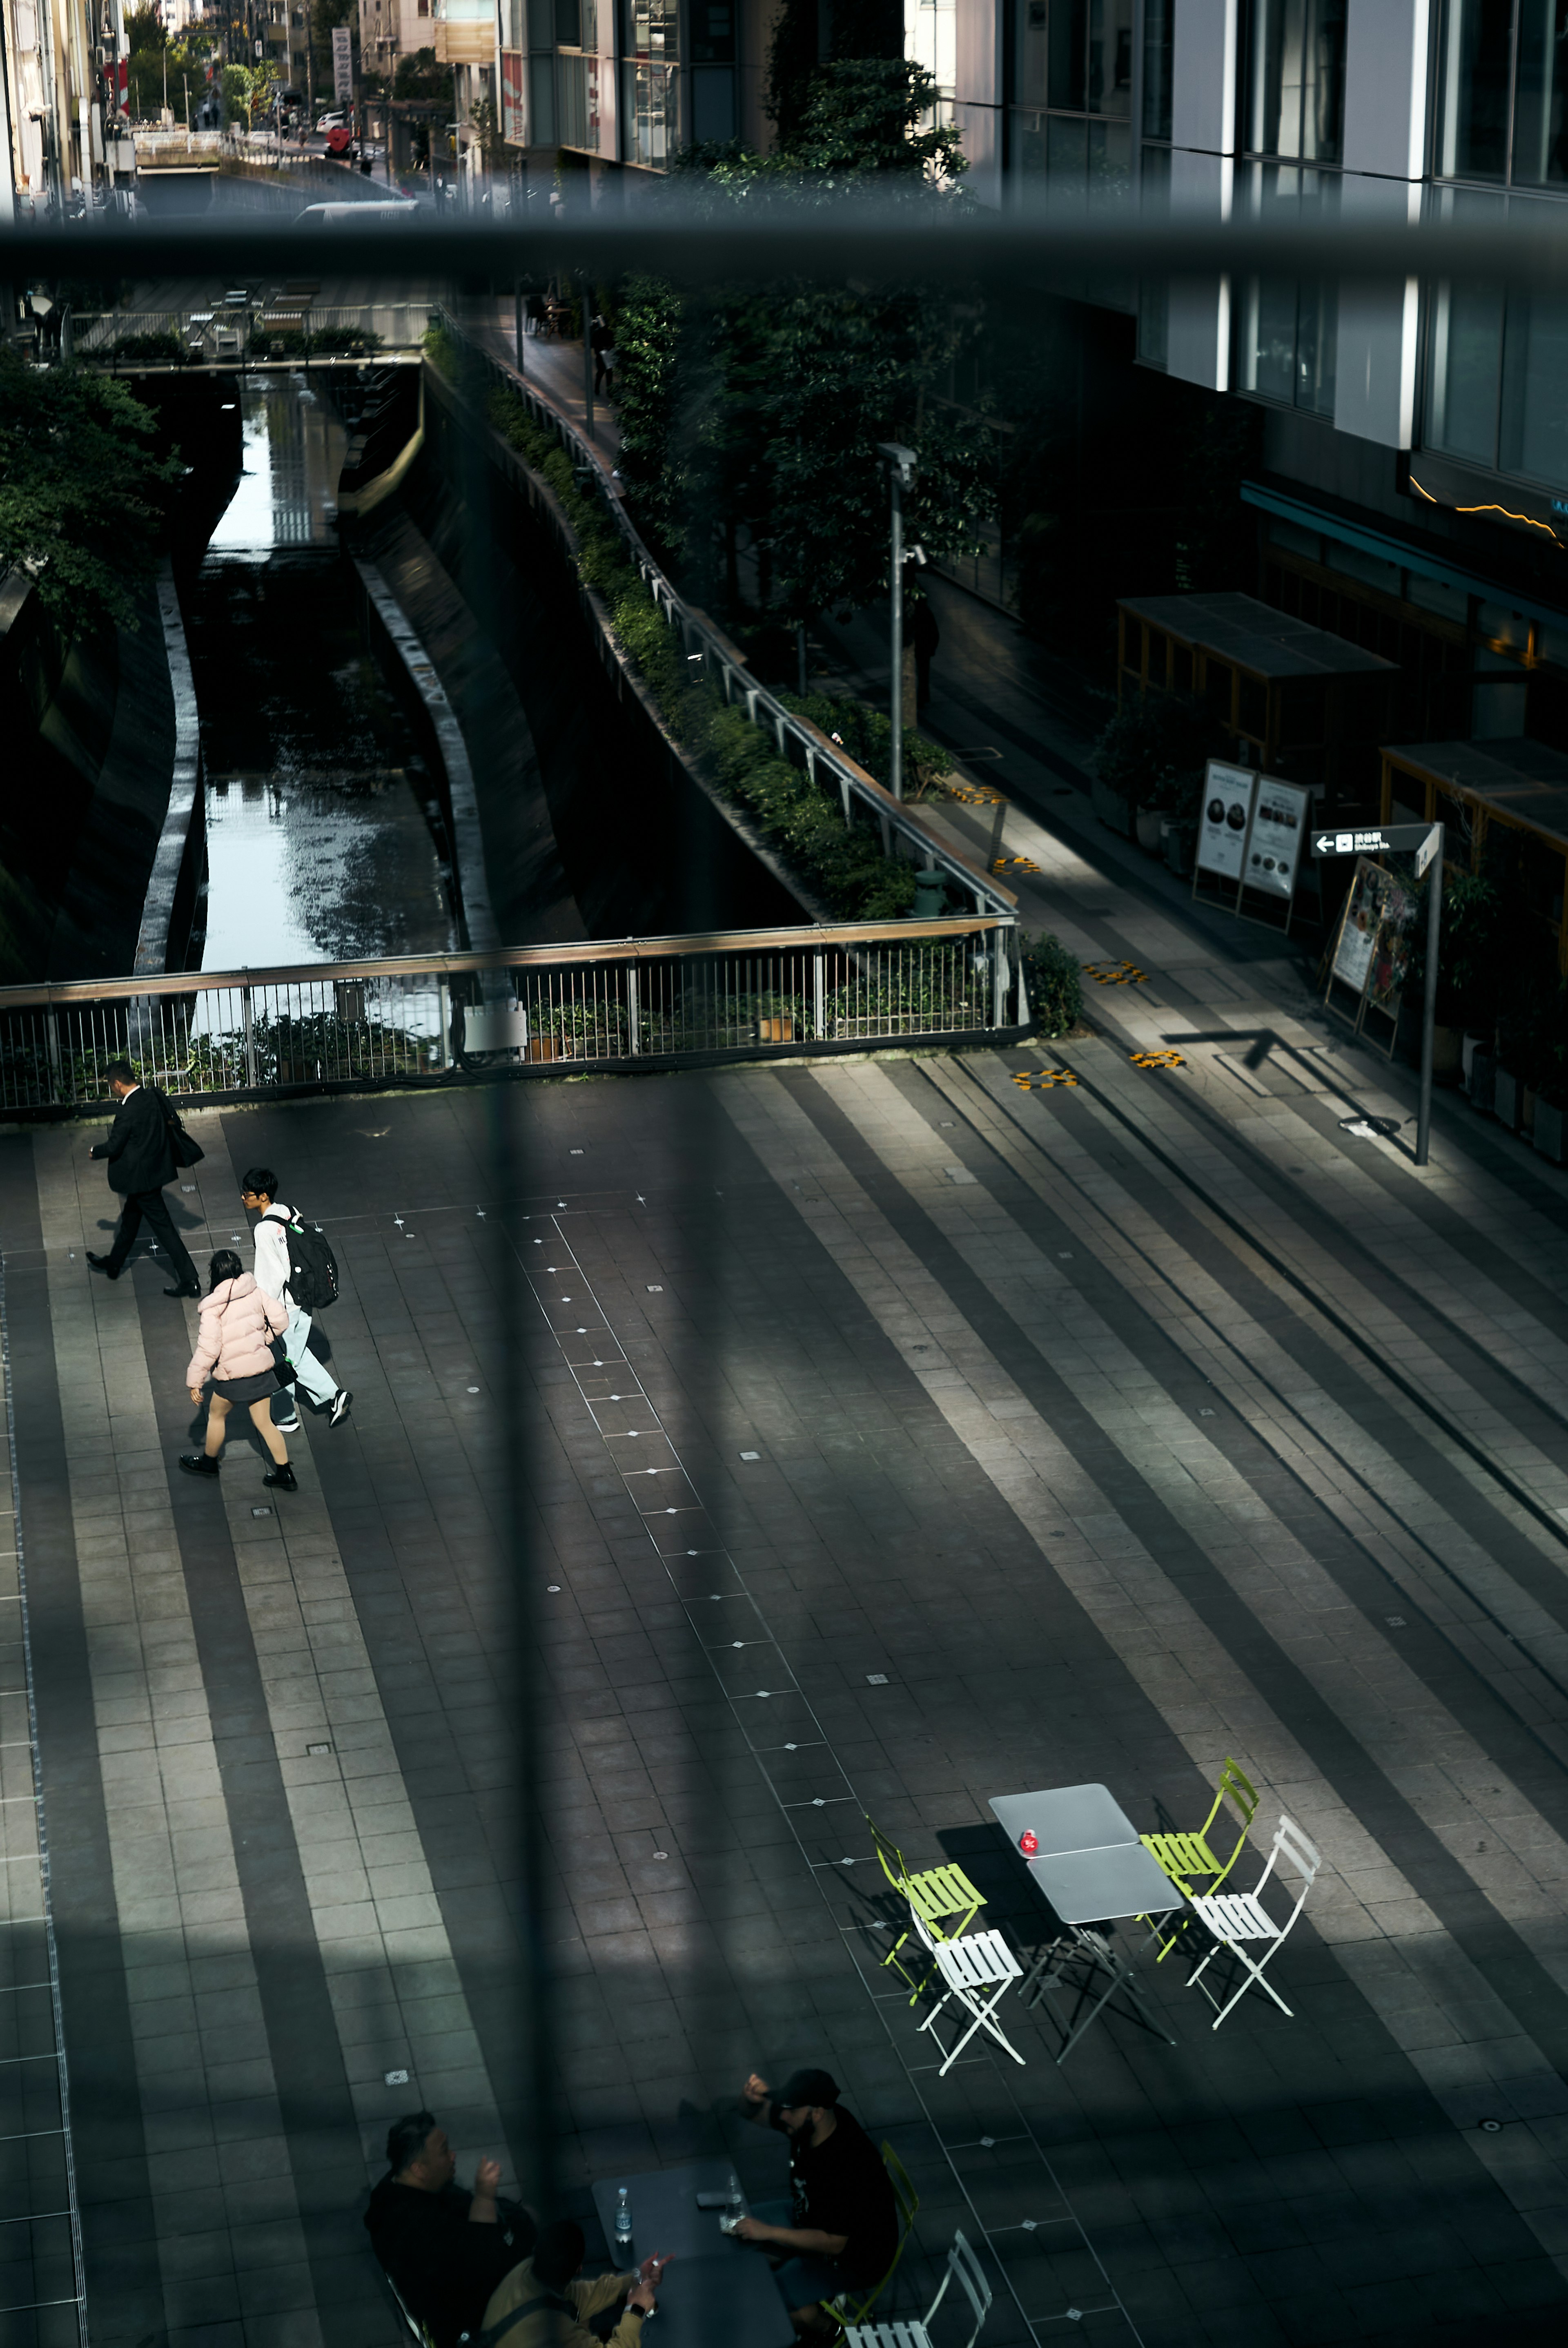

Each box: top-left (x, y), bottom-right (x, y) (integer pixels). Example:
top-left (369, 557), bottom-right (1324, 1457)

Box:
top-left (0, 920), bottom-right (1024, 1113)
top-left (439, 308), bottom-right (1019, 922)
top-left (73, 304), bottom-right (431, 365)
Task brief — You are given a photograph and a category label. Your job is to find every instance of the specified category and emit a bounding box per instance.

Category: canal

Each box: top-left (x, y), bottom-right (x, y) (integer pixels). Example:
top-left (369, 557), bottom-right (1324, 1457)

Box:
top-left (185, 374), bottom-right (454, 972)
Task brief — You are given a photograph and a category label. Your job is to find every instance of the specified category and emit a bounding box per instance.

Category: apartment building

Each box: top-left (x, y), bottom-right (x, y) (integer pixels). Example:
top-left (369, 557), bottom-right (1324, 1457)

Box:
top-left (2, 0), bottom-right (129, 212)
top-left (943, 0), bottom-right (1568, 756)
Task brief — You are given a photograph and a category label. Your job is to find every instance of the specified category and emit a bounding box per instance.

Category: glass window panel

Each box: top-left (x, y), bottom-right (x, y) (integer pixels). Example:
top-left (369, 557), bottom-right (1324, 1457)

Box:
top-left (555, 0), bottom-right (580, 45)
top-left (1014, 110), bottom-right (1049, 184)
top-left (1428, 279), bottom-right (1506, 463)
top-left (1238, 671), bottom-right (1267, 736)
top-left (1500, 292), bottom-right (1568, 487)
top-left (1049, 0), bottom-right (1087, 109)
top-left (1243, 276), bottom-right (1301, 400)
top-left (1434, 0), bottom-right (1512, 179)
top-left (1296, 275), bottom-right (1336, 413)
top-left (1513, 0), bottom-right (1568, 184)
top-left (1205, 661), bottom-right (1235, 724)
top-left (1048, 109), bottom-right (1089, 200)
top-left (1246, 0), bottom-right (1346, 161)
top-left (1087, 0), bottom-right (1131, 114)
top-left (1143, 0), bottom-right (1172, 136)
top-left (1015, 0), bottom-right (1049, 105)
top-left (692, 0), bottom-right (734, 60)
top-left (1137, 143), bottom-right (1169, 363)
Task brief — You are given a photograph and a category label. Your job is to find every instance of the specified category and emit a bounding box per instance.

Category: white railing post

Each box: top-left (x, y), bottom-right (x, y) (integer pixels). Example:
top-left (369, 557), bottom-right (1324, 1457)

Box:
top-left (241, 980), bottom-right (257, 1089)
top-left (627, 968), bottom-right (640, 1055)
top-left (814, 952), bottom-right (826, 1041)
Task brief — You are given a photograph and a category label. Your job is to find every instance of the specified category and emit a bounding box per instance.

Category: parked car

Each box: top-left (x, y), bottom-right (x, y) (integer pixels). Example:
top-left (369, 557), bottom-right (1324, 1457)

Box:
top-left (315, 109), bottom-right (348, 130)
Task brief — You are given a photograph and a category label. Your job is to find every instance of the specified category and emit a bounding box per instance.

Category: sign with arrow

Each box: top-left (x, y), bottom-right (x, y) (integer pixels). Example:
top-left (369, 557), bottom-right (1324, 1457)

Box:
top-left (1312, 822), bottom-right (1435, 857)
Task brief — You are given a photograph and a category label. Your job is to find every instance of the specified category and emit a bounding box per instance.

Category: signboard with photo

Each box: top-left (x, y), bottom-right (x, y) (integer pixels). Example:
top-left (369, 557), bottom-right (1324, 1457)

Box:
top-left (1243, 777), bottom-right (1310, 900)
top-left (1326, 855), bottom-right (1418, 1050)
top-left (1194, 761), bottom-right (1258, 882)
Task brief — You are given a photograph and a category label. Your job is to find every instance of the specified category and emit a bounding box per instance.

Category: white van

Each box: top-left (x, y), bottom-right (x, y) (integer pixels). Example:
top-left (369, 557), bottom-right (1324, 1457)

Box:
top-left (294, 201), bottom-right (421, 227)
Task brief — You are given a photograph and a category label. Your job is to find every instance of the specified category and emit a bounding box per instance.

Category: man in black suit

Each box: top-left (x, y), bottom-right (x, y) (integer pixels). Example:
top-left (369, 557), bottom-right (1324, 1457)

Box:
top-left (85, 1061), bottom-right (201, 1298)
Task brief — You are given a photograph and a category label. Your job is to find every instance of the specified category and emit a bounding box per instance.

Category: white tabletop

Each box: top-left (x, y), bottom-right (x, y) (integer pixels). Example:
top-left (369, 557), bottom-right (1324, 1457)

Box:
top-left (989, 1784), bottom-right (1179, 1924)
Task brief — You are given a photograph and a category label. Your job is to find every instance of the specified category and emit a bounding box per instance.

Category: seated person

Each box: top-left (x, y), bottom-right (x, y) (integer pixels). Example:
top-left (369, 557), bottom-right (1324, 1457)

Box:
top-left (479, 2218), bottom-right (669, 2348)
top-left (364, 2109), bottom-right (535, 2348)
top-left (733, 2067), bottom-right (898, 2338)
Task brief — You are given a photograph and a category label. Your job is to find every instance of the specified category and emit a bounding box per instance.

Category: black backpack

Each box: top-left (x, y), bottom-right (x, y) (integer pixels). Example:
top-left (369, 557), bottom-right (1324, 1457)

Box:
top-left (283, 1217), bottom-right (339, 1313)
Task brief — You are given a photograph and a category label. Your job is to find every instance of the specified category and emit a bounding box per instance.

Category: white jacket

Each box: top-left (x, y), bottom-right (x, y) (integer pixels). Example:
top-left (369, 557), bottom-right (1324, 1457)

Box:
top-left (253, 1204), bottom-right (298, 1307)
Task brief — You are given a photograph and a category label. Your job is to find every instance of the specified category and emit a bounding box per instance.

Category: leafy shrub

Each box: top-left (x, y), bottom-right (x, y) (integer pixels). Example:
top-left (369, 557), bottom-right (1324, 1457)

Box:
top-left (106, 330), bottom-right (187, 365)
top-left (1021, 932), bottom-right (1082, 1036)
top-left (1091, 693), bottom-right (1219, 818)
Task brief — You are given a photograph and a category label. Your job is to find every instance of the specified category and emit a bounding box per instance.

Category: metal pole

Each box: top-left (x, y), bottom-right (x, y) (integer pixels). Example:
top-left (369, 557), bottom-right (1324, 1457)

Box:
top-left (581, 274), bottom-right (594, 439)
top-left (889, 468), bottom-right (904, 802)
top-left (1416, 821), bottom-right (1444, 1168)
top-left (514, 279), bottom-right (523, 374)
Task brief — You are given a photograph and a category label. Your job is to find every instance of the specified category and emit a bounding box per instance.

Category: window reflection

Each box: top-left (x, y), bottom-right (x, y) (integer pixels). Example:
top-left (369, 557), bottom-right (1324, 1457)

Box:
top-left (1245, 0), bottom-right (1348, 163)
top-left (1237, 166), bottom-right (1337, 416)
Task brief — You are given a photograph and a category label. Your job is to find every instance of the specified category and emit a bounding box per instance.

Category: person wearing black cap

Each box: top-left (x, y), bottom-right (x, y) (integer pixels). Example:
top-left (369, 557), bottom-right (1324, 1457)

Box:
top-left (732, 2068), bottom-right (898, 2337)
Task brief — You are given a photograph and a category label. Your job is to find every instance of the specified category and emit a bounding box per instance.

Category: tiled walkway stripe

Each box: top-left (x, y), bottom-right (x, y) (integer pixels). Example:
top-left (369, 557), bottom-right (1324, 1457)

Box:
top-left (503, 1203), bottom-right (1142, 2345)
top-left (0, 1254), bottom-right (84, 2346)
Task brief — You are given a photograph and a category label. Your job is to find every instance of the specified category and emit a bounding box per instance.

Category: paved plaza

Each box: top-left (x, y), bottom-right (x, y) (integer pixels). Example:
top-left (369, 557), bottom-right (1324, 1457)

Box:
top-left (5, 801), bottom-right (1568, 2348)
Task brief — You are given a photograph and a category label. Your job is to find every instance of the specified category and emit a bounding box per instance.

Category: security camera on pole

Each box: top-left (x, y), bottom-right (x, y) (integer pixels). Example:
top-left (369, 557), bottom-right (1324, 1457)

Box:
top-left (875, 441), bottom-right (918, 803)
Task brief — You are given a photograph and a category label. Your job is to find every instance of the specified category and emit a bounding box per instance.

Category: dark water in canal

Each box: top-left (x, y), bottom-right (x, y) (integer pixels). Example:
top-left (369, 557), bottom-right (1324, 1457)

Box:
top-left (185, 376), bottom-right (454, 970)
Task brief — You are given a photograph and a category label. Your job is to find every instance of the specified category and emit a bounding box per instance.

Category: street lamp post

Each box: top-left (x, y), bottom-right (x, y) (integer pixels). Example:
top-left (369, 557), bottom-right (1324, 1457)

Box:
top-left (875, 440), bottom-right (918, 802)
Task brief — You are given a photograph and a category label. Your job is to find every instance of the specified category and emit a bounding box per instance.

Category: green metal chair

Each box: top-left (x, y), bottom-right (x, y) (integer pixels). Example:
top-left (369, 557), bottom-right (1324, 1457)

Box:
top-left (1140, 1758), bottom-right (1258, 1959)
top-left (823, 2140), bottom-right (919, 2333)
top-left (866, 1814), bottom-right (985, 2002)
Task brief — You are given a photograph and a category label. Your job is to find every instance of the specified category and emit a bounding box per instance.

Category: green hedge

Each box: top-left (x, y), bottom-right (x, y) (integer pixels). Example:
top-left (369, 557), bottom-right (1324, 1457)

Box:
top-left (480, 378), bottom-right (921, 922)
top-left (1020, 932), bottom-right (1082, 1036)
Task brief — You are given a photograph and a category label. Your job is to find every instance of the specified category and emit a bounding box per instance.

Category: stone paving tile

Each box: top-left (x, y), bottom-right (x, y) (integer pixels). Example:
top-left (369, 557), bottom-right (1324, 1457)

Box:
top-left (8, 851), bottom-right (1568, 2345)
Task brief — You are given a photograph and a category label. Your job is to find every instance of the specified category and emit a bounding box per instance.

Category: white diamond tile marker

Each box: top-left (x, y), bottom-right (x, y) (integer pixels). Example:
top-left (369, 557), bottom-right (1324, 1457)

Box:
top-left (866, 1673), bottom-right (889, 1686)
top-left (740, 1451), bottom-right (760, 1461)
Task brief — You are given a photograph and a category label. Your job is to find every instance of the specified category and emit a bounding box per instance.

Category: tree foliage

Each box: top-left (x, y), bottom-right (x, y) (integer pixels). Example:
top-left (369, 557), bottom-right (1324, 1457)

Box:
top-left (393, 45), bottom-right (454, 102)
top-left (615, 60), bottom-right (994, 633)
top-left (0, 352), bottom-right (180, 631)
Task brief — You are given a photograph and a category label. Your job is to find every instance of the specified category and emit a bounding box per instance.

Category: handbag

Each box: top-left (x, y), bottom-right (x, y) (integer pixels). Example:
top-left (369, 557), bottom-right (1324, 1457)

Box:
top-left (156, 1087), bottom-right (205, 1168)
top-left (269, 1335), bottom-right (296, 1389)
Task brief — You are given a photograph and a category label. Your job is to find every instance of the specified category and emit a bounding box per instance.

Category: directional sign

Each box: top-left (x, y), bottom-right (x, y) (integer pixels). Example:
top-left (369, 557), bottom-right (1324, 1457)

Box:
top-left (1311, 823), bottom-right (1434, 857)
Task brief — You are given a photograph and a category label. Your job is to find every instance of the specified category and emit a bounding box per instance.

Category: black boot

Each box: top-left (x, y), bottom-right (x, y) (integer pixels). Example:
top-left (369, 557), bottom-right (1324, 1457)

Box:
top-left (86, 1253), bottom-right (121, 1280)
top-left (263, 1462), bottom-right (298, 1492)
top-left (178, 1452), bottom-right (221, 1478)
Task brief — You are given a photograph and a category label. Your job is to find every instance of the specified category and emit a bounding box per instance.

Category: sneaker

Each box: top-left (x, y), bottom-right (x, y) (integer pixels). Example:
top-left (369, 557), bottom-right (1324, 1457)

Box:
top-left (178, 1452), bottom-right (221, 1477)
top-left (329, 1389), bottom-right (353, 1428)
top-left (263, 1463), bottom-right (298, 1492)
top-left (273, 1416), bottom-right (302, 1435)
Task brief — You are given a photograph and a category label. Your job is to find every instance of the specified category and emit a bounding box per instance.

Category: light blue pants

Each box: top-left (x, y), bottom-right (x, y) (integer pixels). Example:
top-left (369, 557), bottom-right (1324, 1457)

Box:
top-left (281, 1302), bottom-right (339, 1407)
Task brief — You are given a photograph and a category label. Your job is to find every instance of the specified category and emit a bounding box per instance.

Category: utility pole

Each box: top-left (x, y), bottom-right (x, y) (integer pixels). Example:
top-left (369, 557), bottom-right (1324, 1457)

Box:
top-left (1415, 820), bottom-right (1444, 1169)
top-left (875, 441), bottom-right (918, 802)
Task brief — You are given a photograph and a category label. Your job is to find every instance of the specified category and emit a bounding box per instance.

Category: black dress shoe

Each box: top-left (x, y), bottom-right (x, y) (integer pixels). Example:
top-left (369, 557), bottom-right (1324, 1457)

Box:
top-left (86, 1253), bottom-right (120, 1280)
top-left (263, 1463), bottom-right (298, 1492)
top-left (164, 1282), bottom-right (201, 1298)
top-left (178, 1452), bottom-right (221, 1477)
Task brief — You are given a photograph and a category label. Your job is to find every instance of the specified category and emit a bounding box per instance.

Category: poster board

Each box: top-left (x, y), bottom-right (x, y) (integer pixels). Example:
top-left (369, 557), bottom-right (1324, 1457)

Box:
top-left (1243, 776), bottom-right (1310, 901)
top-left (1194, 762), bottom-right (1258, 883)
top-left (1323, 856), bottom-right (1418, 1053)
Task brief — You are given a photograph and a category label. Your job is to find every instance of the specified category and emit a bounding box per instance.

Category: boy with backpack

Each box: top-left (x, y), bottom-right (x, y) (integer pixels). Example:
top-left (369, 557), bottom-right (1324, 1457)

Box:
top-left (240, 1167), bottom-right (352, 1432)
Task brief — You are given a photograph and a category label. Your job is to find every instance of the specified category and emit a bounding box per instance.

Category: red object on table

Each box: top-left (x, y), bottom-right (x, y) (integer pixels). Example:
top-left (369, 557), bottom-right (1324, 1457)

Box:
top-left (1019, 1828), bottom-right (1039, 1856)
top-left (325, 125), bottom-right (354, 154)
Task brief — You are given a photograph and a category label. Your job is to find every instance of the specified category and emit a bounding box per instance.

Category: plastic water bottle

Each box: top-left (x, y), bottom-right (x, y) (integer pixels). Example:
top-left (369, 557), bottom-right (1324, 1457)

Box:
top-left (614, 2187), bottom-right (633, 2253)
top-left (728, 2170), bottom-right (742, 2207)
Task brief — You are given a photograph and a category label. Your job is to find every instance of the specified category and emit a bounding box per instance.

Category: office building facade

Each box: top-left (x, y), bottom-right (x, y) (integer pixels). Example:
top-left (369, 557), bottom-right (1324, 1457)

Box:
top-left (942, 0), bottom-right (1568, 752)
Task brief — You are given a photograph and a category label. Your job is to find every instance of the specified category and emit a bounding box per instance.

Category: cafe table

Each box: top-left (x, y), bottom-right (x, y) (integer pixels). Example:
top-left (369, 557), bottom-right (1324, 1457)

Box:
top-left (989, 1783), bottom-right (1183, 2064)
top-left (590, 2159), bottom-right (795, 2348)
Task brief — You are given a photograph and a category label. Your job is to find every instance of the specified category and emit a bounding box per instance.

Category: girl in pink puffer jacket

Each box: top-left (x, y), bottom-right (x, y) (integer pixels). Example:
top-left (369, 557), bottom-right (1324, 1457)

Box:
top-left (179, 1250), bottom-right (296, 1491)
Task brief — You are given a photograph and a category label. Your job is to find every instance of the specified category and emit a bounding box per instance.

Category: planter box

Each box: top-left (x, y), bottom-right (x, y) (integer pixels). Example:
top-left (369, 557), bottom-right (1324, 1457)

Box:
top-left (1432, 1024), bottom-right (1463, 1080)
top-left (1470, 1051), bottom-right (1496, 1115)
top-left (1135, 807), bottom-right (1164, 854)
top-left (756, 1016), bottom-right (796, 1044)
top-left (1462, 1032), bottom-right (1488, 1083)
top-left (1092, 779), bottom-right (1134, 838)
top-left (1523, 1087), bottom-right (1538, 1136)
top-left (1535, 1098), bottom-right (1568, 1164)
top-left (1494, 1068), bottom-right (1526, 1133)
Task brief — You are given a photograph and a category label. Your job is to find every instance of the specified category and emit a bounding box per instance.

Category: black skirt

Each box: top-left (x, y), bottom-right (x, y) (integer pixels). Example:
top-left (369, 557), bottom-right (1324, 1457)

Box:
top-left (211, 1368), bottom-right (278, 1405)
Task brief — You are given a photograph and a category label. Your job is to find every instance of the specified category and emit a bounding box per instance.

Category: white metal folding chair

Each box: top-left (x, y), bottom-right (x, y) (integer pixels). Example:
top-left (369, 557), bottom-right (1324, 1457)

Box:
top-left (911, 1907), bottom-right (1025, 2075)
top-left (844, 2228), bottom-right (992, 2348)
top-left (1186, 1814), bottom-right (1321, 2029)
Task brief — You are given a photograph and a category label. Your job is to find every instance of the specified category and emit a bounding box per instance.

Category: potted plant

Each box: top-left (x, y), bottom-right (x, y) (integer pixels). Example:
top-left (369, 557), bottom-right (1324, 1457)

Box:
top-left (1019, 933), bottom-right (1082, 1038)
top-left (1406, 868), bottom-right (1503, 1086)
top-left (1090, 694), bottom-right (1214, 852)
